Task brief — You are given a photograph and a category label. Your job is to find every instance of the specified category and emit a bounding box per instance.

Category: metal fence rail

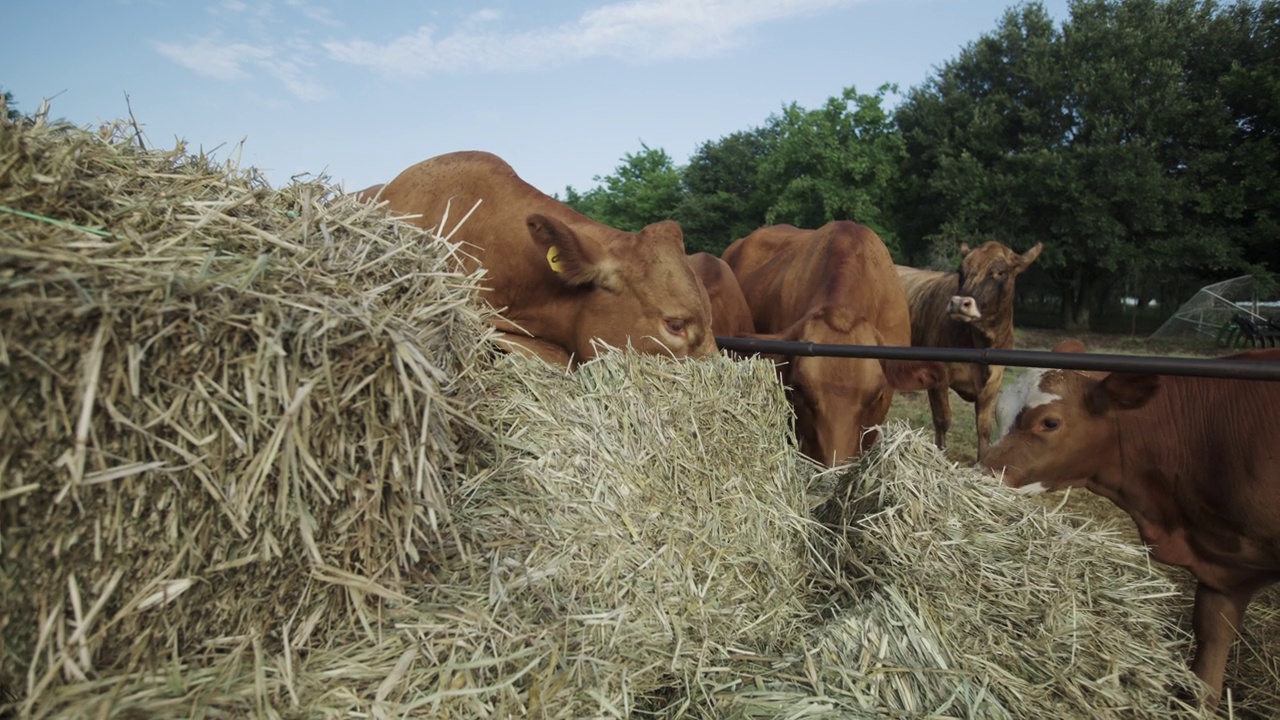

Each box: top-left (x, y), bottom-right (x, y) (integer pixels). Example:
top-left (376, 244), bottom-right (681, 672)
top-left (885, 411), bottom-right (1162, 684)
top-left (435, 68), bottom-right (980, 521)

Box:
top-left (714, 337), bottom-right (1280, 382)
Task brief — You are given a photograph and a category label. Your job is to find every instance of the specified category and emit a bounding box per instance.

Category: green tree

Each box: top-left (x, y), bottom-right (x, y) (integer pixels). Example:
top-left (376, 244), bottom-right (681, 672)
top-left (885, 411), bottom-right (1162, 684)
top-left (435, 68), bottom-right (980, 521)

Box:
top-left (562, 142), bottom-right (682, 233)
top-left (671, 127), bottom-right (777, 254)
top-left (2, 88), bottom-right (19, 121)
top-left (758, 85), bottom-right (907, 255)
top-left (895, 0), bottom-right (1268, 330)
top-left (1189, 0), bottom-right (1280, 275)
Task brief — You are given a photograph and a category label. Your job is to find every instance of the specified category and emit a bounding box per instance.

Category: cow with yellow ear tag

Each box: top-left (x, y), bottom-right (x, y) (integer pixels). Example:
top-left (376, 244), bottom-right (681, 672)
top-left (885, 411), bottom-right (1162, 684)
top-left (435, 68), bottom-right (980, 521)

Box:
top-left (379, 151), bottom-right (715, 367)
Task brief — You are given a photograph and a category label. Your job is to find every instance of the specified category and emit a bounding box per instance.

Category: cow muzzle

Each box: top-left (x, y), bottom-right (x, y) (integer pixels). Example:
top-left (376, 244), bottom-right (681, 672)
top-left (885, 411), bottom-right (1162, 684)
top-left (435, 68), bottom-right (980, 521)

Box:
top-left (947, 295), bottom-right (982, 323)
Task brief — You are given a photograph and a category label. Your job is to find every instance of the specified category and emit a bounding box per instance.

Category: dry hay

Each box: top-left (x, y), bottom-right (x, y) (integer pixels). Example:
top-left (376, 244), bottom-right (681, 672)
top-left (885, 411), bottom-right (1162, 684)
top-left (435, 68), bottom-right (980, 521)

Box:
top-left (412, 350), bottom-right (824, 717)
top-left (0, 106), bottom-right (495, 715)
top-left (809, 424), bottom-right (1211, 717)
top-left (1, 102), bottom-right (1266, 719)
top-left (672, 423), bottom-right (1220, 719)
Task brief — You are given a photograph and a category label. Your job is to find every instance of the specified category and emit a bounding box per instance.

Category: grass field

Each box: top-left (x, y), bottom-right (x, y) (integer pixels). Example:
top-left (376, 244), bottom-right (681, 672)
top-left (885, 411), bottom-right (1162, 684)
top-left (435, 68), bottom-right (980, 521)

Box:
top-left (886, 327), bottom-right (1280, 715)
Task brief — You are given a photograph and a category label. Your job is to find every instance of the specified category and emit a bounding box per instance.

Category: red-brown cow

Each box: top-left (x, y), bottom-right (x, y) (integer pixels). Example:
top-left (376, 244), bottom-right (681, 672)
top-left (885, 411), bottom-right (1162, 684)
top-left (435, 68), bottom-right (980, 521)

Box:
top-left (687, 252), bottom-right (755, 339)
top-left (897, 241), bottom-right (1043, 458)
top-left (982, 341), bottom-right (1280, 706)
top-left (722, 222), bottom-right (945, 466)
top-left (379, 151), bottom-right (716, 367)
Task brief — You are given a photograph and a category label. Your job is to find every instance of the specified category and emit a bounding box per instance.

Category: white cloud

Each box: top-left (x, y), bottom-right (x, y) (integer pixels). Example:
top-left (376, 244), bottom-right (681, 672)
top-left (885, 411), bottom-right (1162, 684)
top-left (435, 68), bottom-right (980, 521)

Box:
top-left (468, 9), bottom-right (503, 25)
top-left (155, 35), bottom-right (330, 101)
top-left (324, 0), bottom-right (862, 77)
top-left (158, 0), bottom-right (858, 99)
top-left (156, 36), bottom-right (272, 81)
top-left (283, 0), bottom-right (341, 28)
top-left (155, 1), bottom-right (341, 101)
top-left (265, 57), bottom-right (330, 101)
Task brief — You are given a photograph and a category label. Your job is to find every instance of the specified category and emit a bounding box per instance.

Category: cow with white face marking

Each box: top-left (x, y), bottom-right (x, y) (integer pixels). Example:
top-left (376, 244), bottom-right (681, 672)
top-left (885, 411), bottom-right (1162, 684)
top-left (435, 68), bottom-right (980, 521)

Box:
top-left (982, 340), bottom-right (1280, 707)
top-left (897, 241), bottom-right (1043, 458)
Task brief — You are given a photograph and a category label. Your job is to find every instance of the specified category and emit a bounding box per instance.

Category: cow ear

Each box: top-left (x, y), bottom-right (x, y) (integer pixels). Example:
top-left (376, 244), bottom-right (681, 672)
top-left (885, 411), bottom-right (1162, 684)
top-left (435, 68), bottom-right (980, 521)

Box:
top-left (1086, 373), bottom-right (1160, 415)
top-left (639, 219), bottom-right (686, 250)
top-left (526, 213), bottom-right (619, 289)
top-left (882, 359), bottom-right (945, 391)
top-left (1016, 242), bottom-right (1043, 268)
top-left (958, 242), bottom-right (972, 256)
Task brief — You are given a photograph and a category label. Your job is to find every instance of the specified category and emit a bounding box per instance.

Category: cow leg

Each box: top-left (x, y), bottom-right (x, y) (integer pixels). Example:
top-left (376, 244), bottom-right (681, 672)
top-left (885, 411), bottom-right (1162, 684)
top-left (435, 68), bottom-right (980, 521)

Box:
top-left (926, 386), bottom-right (952, 450)
top-left (1189, 581), bottom-right (1251, 707)
top-left (974, 366), bottom-right (1005, 459)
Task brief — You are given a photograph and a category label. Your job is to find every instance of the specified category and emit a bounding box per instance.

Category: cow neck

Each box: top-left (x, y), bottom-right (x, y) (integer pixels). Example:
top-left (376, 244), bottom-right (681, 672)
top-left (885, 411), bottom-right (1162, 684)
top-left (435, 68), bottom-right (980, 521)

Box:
top-left (500, 288), bottom-right (592, 352)
top-left (1093, 388), bottom-right (1200, 568)
top-left (974, 294), bottom-right (1016, 347)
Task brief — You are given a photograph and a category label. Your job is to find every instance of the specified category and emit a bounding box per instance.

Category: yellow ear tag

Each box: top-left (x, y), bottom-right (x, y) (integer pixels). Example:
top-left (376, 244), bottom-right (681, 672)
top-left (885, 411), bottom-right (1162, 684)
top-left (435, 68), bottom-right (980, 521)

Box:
top-left (546, 246), bottom-right (564, 273)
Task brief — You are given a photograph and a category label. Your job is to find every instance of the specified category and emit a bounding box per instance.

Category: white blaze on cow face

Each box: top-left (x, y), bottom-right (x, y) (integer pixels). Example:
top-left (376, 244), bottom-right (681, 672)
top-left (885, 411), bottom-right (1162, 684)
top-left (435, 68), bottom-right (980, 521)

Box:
top-left (946, 295), bottom-right (982, 323)
top-left (994, 368), bottom-right (1062, 442)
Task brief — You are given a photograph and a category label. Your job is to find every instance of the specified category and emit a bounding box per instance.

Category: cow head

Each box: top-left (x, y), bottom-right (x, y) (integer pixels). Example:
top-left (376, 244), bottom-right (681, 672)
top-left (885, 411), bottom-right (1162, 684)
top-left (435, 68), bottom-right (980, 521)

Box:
top-left (526, 213), bottom-right (716, 363)
top-left (956, 241), bottom-right (1042, 324)
top-left (983, 341), bottom-right (1161, 493)
top-left (753, 307), bottom-right (943, 466)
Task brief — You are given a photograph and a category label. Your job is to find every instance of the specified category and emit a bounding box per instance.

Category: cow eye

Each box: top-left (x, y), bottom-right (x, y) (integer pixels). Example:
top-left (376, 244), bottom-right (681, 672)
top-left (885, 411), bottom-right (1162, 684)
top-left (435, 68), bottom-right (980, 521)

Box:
top-left (664, 317), bottom-right (687, 335)
top-left (1040, 417), bottom-right (1060, 431)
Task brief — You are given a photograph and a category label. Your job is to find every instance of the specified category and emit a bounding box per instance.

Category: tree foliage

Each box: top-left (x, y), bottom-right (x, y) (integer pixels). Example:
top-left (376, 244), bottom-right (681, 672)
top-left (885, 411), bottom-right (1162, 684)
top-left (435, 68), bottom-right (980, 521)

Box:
top-left (758, 85), bottom-right (906, 252)
top-left (895, 0), bottom-right (1280, 329)
top-left (2, 88), bottom-right (19, 122)
top-left (671, 128), bottom-right (778, 254)
top-left (562, 142), bottom-right (683, 233)
top-left (568, 86), bottom-right (906, 256)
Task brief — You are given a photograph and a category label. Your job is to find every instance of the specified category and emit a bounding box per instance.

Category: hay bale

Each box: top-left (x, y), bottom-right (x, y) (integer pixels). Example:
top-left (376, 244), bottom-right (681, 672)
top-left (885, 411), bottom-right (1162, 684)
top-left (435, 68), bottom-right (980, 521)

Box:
top-left (441, 351), bottom-right (820, 716)
top-left (0, 110), bottom-right (494, 711)
top-left (710, 423), bottom-right (1214, 719)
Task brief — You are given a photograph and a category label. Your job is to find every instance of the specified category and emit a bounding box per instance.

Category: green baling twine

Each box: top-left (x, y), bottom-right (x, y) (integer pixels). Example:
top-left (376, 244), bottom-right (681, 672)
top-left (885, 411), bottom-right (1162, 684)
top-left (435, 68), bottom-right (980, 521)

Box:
top-left (0, 205), bottom-right (118, 238)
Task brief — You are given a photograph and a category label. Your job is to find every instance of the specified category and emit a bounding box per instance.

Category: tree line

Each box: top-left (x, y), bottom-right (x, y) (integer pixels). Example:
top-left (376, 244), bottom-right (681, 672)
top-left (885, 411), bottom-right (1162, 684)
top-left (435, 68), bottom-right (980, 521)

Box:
top-left (562, 0), bottom-right (1280, 331)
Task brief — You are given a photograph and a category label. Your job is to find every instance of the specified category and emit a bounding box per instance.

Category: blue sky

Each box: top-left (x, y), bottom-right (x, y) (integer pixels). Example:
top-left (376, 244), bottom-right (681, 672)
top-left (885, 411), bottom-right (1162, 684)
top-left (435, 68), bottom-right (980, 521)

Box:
top-left (3, 0), bottom-right (1070, 197)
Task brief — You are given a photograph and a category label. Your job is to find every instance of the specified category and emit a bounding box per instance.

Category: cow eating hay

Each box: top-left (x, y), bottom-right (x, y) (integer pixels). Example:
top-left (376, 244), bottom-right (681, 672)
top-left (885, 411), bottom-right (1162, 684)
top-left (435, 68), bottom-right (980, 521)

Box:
top-left (0, 106), bottom-right (1266, 718)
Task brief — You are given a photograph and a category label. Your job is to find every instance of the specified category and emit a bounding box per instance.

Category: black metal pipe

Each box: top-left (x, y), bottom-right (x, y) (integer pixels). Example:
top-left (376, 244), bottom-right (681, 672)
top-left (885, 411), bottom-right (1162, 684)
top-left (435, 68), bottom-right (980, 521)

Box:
top-left (713, 336), bottom-right (1280, 382)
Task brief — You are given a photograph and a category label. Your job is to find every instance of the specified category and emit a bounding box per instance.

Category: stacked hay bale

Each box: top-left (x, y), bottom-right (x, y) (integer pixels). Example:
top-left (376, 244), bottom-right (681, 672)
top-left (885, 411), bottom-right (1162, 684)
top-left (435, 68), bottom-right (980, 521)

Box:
top-left (1, 105), bottom-right (1261, 719)
top-left (0, 109), bottom-right (495, 713)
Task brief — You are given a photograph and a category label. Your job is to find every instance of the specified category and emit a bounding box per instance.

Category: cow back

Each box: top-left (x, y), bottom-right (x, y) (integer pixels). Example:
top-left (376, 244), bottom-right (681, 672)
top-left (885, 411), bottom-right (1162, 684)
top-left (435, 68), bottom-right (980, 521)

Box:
top-left (688, 252), bottom-right (755, 338)
top-left (725, 223), bottom-right (910, 343)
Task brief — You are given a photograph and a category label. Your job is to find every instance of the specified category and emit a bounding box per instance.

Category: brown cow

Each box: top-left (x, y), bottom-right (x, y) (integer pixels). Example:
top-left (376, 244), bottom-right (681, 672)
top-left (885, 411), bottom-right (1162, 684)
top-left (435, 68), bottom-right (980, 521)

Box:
top-left (982, 341), bottom-right (1280, 706)
top-left (350, 183), bottom-right (386, 203)
top-left (379, 151), bottom-right (716, 367)
top-left (896, 241), bottom-right (1043, 458)
top-left (722, 222), bottom-right (945, 466)
top-left (687, 252), bottom-right (755, 339)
